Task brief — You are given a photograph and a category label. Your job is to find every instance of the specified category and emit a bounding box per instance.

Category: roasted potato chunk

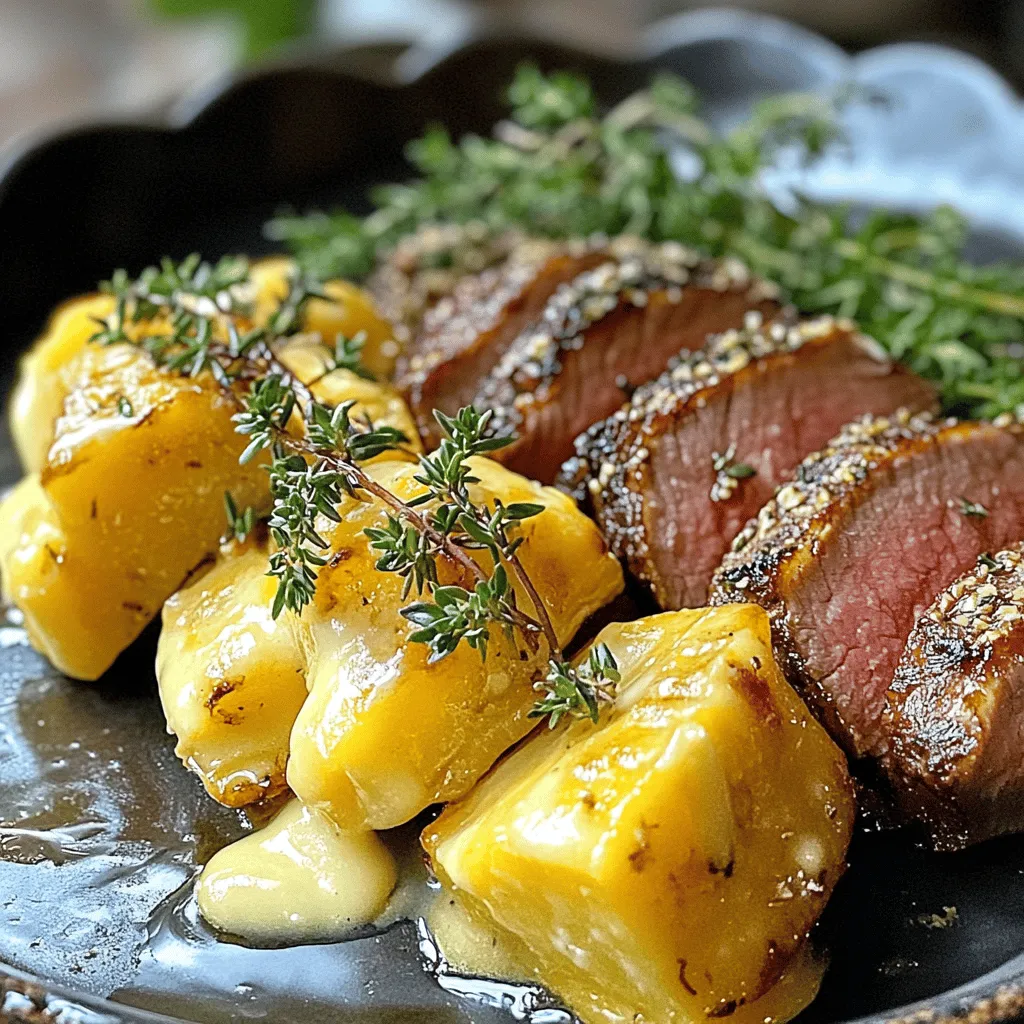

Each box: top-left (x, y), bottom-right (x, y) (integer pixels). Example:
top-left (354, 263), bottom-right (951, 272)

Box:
top-left (157, 456), bottom-right (622, 817)
top-left (9, 256), bottom-right (399, 474)
top-left (285, 456), bottom-right (624, 830)
top-left (157, 534), bottom-right (307, 807)
top-left (2, 263), bottom-right (409, 681)
top-left (0, 343), bottom-right (269, 681)
top-left (423, 605), bottom-right (855, 1024)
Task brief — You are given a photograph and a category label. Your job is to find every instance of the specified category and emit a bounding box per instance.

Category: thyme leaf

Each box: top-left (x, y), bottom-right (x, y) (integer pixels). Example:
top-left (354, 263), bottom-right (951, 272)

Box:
top-left (333, 332), bottom-right (376, 380)
top-left (958, 496), bottom-right (990, 518)
top-left (223, 492), bottom-right (256, 544)
top-left (530, 642), bottom-right (621, 728)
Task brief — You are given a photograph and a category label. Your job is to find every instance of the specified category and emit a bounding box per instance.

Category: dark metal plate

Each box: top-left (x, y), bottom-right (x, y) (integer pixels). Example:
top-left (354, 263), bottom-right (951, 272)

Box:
top-left (2, 10), bottom-right (1024, 1024)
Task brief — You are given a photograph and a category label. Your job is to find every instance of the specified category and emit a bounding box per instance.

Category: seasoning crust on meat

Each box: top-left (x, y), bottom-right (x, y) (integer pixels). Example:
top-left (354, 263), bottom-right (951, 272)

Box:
top-left (884, 544), bottom-right (1024, 849)
top-left (471, 248), bottom-right (783, 482)
top-left (564, 317), bottom-right (937, 609)
top-left (712, 411), bottom-right (1024, 760)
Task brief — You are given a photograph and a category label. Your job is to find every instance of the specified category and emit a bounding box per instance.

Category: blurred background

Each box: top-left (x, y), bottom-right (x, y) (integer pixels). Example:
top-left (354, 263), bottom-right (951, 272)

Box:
top-left (0, 0), bottom-right (1015, 152)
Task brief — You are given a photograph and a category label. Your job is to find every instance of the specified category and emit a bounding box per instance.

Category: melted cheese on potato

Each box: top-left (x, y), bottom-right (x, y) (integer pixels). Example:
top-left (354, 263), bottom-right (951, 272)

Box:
top-left (159, 456), bottom-right (623, 819)
top-left (423, 604), bottom-right (855, 1024)
top-left (197, 798), bottom-right (397, 944)
top-left (0, 265), bottom-right (409, 681)
top-left (287, 457), bottom-right (624, 831)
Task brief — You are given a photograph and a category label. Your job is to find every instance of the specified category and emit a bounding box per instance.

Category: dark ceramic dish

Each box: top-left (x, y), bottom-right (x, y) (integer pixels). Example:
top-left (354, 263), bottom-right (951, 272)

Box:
top-left (3, 9), bottom-right (1024, 1024)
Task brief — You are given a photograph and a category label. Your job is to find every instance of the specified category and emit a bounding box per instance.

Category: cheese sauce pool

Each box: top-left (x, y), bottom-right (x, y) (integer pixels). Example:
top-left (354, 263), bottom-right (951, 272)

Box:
top-left (196, 800), bottom-right (397, 944)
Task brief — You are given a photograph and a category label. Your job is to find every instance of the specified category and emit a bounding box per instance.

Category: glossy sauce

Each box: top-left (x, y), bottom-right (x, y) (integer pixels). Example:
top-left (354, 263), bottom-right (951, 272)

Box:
top-left (197, 800), bottom-right (397, 944)
top-left (1, 609), bottom-right (1019, 1024)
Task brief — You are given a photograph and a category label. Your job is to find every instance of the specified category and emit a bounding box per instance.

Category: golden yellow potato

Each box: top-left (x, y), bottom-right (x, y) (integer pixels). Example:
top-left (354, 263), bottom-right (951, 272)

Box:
top-left (10, 256), bottom-right (398, 475)
top-left (157, 534), bottom-right (307, 807)
top-left (11, 293), bottom-right (116, 471)
top-left (251, 256), bottom-right (399, 379)
top-left (423, 605), bottom-right (855, 1024)
top-left (1, 260), bottom-right (418, 682)
top-left (0, 343), bottom-right (270, 681)
top-left (286, 457), bottom-right (624, 831)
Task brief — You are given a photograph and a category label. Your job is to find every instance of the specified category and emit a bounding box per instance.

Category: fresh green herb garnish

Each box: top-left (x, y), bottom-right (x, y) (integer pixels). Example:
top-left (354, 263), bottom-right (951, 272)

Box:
top-left (333, 332), bottom-right (375, 380)
top-left (94, 260), bottom-right (617, 727)
top-left (270, 65), bottom-right (1024, 419)
top-left (234, 360), bottom-right (605, 724)
top-left (712, 444), bottom-right (756, 480)
top-left (116, 395), bottom-right (133, 417)
top-left (90, 253), bottom-right (325, 387)
top-left (223, 492), bottom-right (256, 543)
top-left (530, 642), bottom-right (621, 729)
top-left (710, 444), bottom-right (756, 502)
top-left (958, 497), bottom-right (990, 518)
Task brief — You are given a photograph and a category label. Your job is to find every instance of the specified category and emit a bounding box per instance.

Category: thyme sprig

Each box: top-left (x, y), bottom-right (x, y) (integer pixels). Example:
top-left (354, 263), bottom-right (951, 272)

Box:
top-left (230, 336), bottom-right (606, 719)
top-left (91, 257), bottom-right (620, 727)
top-left (270, 65), bottom-right (1024, 419)
top-left (229, 372), bottom-right (552, 658)
top-left (957, 496), bottom-right (989, 518)
top-left (530, 642), bottom-right (621, 729)
top-left (90, 253), bottom-right (324, 389)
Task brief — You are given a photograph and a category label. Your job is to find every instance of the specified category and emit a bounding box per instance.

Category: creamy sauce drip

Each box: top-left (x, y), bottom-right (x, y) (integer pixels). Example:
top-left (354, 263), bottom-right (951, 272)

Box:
top-left (197, 799), bottom-right (397, 944)
top-left (427, 890), bottom-right (530, 986)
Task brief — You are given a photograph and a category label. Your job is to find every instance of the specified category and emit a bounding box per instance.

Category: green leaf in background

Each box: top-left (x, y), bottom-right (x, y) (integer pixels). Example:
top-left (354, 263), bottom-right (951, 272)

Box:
top-left (149, 0), bottom-right (316, 59)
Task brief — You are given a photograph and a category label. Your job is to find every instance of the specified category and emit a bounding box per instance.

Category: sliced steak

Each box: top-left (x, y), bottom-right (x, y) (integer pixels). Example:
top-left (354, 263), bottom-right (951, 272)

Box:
top-left (397, 239), bottom-right (609, 448)
top-left (711, 412), bottom-right (1024, 761)
top-left (562, 318), bottom-right (938, 610)
top-left (884, 545), bottom-right (1024, 849)
top-left (369, 224), bottom-right (531, 348)
top-left (472, 251), bottom-right (783, 483)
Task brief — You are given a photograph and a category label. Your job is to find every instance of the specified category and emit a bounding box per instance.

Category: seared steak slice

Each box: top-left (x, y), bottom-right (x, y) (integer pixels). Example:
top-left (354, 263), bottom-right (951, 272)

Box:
top-left (884, 545), bottom-right (1024, 849)
top-left (472, 251), bottom-right (783, 483)
top-left (562, 318), bottom-right (937, 610)
top-left (399, 240), bottom-right (607, 447)
top-left (712, 413), bottom-right (1024, 760)
top-left (369, 224), bottom-right (531, 348)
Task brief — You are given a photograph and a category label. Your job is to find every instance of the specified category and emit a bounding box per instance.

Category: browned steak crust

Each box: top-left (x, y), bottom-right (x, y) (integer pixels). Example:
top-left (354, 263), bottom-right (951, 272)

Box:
top-left (712, 413), bottom-right (1024, 761)
top-left (473, 251), bottom-right (783, 483)
top-left (563, 318), bottom-right (938, 610)
top-left (884, 545), bottom-right (1024, 849)
top-left (369, 224), bottom-right (531, 348)
top-left (398, 239), bottom-right (610, 448)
